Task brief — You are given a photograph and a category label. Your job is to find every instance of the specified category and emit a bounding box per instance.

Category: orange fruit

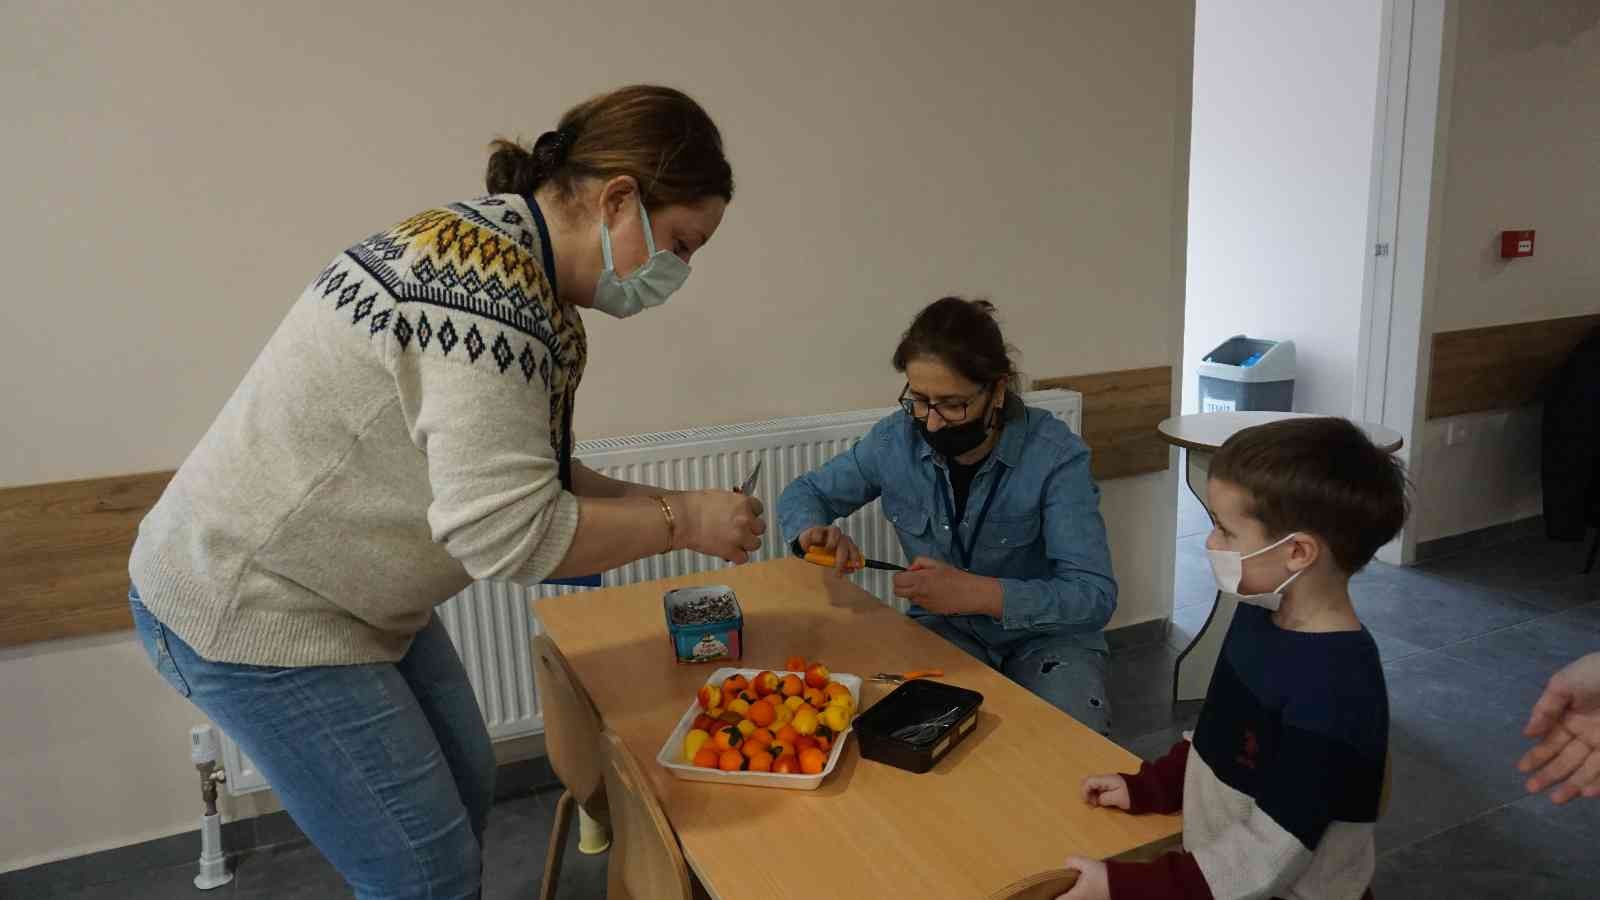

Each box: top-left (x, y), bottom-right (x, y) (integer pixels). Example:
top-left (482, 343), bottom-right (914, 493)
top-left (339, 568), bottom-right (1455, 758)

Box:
top-left (804, 663), bottom-right (830, 689)
top-left (785, 655), bottom-right (807, 673)
top-left (824, 682), bottom-right (850, 700)
top-left (721, 684), bottom-right (742, 706)
top-left (754, 671), bottom-right (781, 697)
top-left (748, 751), bottom-right (774, 773)
top-left (803, 687), bottom-right (828, 709)
top-left (713, 725), bottom-right (743, 751)
top-left (742, 738), bottom-right (767, 760)
top-left (748, 701), bottom-right (776, 728)
top-left (799, 747), bottom-right (826, 774)
top-left (691, 713), bottom-right (719, 734)
top-left (769, 739), bottom-right (793, 758)
top-left (815, 734), bottom-right (832, 753)
top-left (697, 685), bottom-right (720, 709)
top-left (792, 707), bottom-right (820, 736)
top-left (773, 755), bottom-right (800, 775)
top-left (793, 735), bottom-right (819, 754)
top-left (747, 728), bottom-right (774, 747)
top-left (775, 725), bottom-right (801, 744)
top-left (718, 749), bottom-right (745, 772)
top-left (724, 674), bottom-right (750, 693)
top-left (780, 674), bottom-right (805, 697)
top-left (692, 746), bottom-right (720, 768)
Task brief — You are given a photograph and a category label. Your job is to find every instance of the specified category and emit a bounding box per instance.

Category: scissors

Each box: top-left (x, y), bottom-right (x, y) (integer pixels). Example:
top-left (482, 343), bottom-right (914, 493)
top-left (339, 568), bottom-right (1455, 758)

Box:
top-left (802, 547), bottom-right (907, 573)
top-left (737, 459), bottom-right (762, 498)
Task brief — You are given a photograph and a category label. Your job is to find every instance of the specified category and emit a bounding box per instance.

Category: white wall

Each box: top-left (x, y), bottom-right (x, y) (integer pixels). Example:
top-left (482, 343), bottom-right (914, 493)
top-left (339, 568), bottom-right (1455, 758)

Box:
top-left (1182, 0), bottom-right (1384, 417)
top-left (0, 0), bottom-right (1194, 872)
top-left (1412, 0), bottom-right (1600, 543)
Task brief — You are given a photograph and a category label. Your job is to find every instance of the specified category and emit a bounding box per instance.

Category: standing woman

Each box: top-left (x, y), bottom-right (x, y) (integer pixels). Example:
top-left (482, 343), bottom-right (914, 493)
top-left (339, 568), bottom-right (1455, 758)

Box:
top-left (128, 85), bottom-right (762, 899)
top-left (778, 297), bottom-right (1117, 733)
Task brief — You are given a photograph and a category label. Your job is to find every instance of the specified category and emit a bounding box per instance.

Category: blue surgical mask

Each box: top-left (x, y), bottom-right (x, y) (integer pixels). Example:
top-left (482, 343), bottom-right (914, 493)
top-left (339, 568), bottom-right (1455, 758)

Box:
top-left (593, 196), bottom-right (689, 319)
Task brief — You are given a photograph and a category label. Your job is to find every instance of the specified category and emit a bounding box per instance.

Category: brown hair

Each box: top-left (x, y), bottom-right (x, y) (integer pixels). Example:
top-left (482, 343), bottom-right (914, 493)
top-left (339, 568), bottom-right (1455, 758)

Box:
top-left (1209, 417), bottom-right (1411, 575)
top-left (892, 297), bottom-right (1019, 388)
top-left (485, 85), bottom-right (733, 210)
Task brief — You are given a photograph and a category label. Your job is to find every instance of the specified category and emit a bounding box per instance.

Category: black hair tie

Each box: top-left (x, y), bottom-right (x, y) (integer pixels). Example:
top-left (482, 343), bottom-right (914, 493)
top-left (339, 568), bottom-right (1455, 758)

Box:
top-left (534, 128), bottom-right (576, 168)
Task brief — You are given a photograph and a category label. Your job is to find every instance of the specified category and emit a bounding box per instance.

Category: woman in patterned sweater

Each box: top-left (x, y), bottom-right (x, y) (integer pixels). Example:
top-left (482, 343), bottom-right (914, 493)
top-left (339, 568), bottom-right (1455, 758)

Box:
top-left (128, 86), bottom-right (760, 898)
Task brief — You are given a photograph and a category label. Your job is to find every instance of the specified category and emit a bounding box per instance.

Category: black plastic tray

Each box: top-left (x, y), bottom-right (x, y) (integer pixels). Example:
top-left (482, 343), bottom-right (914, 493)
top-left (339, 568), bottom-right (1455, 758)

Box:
top-left (854, 679), bottom-right (983, 774)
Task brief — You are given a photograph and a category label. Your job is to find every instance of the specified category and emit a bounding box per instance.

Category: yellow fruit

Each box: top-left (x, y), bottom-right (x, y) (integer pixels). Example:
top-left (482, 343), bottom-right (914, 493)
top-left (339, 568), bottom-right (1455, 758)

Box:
top-left (792, 706), bottom-right (820, 736)
top-left (773, 704), bottom-right (795, 727)
top-left (726, 697), bottom-right (751, 718)
top-left (784, 696), bottom-right (806, 711)
top-left (820, 705), bottom-right (850, 733)
top-left (682, 729), bottom-right (712, 761)
top-left (827, 693), bottom-right (855, 715)
top-left (736, 719), bottom-right (757, 738)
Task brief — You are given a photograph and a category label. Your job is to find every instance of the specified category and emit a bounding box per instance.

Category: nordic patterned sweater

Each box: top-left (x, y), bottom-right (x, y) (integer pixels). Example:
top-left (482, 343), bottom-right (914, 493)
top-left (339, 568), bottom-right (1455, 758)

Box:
top-left (130, 195), bottom-right (586, 667)
top-left (1106, 603), bottom-right (1388, 900)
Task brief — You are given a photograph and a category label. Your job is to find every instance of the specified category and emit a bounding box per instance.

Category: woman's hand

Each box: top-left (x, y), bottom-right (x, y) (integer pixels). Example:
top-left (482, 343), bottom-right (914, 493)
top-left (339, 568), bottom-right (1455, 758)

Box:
top-left (1081, 774), bottom-right (1131, 810)
top-left (794, 526), bottom-right (863, 575)
top-left (677, 491), bottom-right (766, 564)
top-left (891, 557), bottom-right (1003, 618)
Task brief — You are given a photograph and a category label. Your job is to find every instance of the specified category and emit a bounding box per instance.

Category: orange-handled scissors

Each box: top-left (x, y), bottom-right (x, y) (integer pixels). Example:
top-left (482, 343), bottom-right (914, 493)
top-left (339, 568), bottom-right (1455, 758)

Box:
top-left (803, 547), bottom-right (906, 572)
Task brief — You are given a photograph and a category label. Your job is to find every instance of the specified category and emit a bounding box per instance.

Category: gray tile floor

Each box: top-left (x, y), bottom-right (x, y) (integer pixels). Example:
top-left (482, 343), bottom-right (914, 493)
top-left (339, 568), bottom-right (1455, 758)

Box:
top-left (18, 493), bottom-right (1600, 897)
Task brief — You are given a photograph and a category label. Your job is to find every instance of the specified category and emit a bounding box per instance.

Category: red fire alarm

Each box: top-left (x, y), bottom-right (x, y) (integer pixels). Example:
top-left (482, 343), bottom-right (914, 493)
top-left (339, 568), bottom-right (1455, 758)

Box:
top-left (1500, 229), bottom-right (1535, 258)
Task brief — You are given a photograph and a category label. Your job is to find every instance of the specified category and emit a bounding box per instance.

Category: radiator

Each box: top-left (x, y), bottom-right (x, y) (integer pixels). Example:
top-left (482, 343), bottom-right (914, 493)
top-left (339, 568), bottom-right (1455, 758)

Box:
top-left (223, 389), bottom-right (1081, 793)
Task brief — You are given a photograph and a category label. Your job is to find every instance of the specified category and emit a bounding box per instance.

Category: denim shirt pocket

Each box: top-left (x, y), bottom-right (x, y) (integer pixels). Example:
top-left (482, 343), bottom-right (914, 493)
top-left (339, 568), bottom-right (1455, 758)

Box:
top-left (975, 514), bottom-right (1042, 568)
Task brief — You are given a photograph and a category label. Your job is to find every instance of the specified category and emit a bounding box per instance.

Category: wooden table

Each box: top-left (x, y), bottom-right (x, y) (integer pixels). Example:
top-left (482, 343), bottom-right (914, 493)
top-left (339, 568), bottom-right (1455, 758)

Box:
top-left (1157, 412), bottom-right (1405, 703)
top-left (534, 558), bottom-right (1181, 899)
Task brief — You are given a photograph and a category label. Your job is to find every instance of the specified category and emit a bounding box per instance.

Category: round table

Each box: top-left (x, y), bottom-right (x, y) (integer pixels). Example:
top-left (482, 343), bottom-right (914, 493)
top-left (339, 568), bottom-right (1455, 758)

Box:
top-left (1156, 412), bottom-right (1405, 704)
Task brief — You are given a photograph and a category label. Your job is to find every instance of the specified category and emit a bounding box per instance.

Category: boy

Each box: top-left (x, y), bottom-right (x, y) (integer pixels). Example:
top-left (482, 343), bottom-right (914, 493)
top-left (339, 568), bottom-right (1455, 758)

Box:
top-left (1061, 417), bottom-right (1407, 900)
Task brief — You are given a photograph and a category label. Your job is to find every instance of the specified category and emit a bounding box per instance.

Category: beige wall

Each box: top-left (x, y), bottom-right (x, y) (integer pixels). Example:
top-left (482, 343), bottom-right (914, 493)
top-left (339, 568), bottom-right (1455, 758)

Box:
top-left (1414, 0), bottom-right (1599, 543)
top-left (0, 0), bottom-right (1193, 870)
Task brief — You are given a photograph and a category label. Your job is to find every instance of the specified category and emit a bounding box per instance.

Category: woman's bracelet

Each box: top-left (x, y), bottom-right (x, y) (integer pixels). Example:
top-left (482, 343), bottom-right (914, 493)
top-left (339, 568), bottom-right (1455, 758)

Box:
top-left (654, 495), bottom-right (676, 554)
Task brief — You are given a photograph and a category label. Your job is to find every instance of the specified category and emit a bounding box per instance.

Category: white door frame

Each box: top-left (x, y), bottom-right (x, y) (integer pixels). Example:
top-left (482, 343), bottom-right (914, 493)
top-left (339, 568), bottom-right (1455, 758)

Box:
top-left (1354, 0), bottom-right (1452, 565)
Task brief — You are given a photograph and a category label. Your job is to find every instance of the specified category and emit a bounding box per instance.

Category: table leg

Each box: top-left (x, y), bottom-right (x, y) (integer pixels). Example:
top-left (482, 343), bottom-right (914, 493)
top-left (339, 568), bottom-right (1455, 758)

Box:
top-left (1171, 450), bottom-right (1234, 704)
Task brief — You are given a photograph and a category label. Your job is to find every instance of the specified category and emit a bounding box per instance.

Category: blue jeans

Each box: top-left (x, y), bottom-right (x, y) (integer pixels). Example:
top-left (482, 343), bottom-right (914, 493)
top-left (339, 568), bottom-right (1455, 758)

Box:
top-left (916, 615), bottom-right (1111, 735)
top-left (129, 588), bottom-right (494, 900)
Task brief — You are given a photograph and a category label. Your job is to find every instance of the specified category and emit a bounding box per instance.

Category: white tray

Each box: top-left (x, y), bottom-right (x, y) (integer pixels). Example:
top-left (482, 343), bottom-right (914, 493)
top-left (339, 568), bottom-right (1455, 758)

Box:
top-left (656, 667), bottom-right (862, 790)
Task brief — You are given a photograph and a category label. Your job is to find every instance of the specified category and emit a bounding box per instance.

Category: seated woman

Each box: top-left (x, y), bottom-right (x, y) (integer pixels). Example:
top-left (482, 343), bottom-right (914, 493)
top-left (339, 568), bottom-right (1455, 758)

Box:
top-left (777, 297), bottom-right (1117, 734)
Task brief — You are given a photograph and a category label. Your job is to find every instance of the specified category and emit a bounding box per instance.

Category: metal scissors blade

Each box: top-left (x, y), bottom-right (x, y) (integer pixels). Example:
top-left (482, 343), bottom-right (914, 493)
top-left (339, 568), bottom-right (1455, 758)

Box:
top-left (738, 459), bottom-right (762, 498)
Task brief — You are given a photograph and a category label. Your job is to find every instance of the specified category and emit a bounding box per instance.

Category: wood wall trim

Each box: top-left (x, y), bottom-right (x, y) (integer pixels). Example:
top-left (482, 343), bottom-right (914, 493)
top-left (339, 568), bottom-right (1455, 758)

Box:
top-left (1035, 365), bottom-right (1174, 481)
top-left (0, 471), bottom-right (172, 648)
top-left (1427, 314), bottom-right (1600, 419)
top-left (0, 370), bottom-right (1175, 649)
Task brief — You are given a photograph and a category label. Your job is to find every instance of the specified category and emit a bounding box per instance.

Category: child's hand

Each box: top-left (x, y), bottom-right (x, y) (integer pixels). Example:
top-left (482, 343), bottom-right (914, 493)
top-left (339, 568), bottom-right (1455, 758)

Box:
top-left (1057, 857), bottom-right (1109, 900)
top-left (1080, 774), bottom-right (1131, 810)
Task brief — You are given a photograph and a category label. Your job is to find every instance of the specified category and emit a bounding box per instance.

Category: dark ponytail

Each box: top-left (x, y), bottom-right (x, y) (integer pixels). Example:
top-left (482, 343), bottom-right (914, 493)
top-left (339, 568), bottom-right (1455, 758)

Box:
top-left (485, 85), bottom-right (734, 208)
top-left (892, 297), bottom-right (1019, 387)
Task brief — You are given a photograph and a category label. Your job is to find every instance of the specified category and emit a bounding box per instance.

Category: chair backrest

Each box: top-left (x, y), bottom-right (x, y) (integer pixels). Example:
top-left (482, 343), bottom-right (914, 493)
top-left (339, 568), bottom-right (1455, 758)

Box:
top-left (985, 869), bottom-right (1080, 900)
top-left (600, 730), bottom-right (694, 900)
top-left (532, 634), bottom-right (606, 811)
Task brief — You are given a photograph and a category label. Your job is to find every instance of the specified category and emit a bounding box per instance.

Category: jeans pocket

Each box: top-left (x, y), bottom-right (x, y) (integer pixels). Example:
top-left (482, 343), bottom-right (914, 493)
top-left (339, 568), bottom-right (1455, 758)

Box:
top-left (129, 590), bottom-right (193, 698)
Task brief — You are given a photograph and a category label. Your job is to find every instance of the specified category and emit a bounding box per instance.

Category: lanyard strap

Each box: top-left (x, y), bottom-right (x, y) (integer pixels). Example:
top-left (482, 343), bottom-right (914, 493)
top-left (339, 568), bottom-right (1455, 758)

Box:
top-left (938, 462), bottom-right (1009, 570)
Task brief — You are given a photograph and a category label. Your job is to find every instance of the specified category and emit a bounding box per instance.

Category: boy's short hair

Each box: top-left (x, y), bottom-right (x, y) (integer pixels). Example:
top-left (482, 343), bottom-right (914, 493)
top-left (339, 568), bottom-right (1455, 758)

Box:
top-left (1209, 417), bottom-right (1410, 575)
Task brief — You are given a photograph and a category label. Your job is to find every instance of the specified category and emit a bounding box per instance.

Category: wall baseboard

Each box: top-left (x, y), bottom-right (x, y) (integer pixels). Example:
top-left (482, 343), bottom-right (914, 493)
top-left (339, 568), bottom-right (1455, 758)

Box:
top-left (0, 755), bottom-right (557, 893)
top-left (1414, 515), bottom-right (1549, 562)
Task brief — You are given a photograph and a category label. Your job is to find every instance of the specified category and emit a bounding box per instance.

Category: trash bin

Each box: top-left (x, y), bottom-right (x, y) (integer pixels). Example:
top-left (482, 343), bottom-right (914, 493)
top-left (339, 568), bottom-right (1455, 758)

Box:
top-left (1197, 335), bottom-right (1295, 412)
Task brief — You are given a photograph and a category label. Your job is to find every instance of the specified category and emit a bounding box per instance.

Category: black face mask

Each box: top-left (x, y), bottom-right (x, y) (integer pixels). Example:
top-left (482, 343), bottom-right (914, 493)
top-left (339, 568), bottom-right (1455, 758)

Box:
top-left (916, 399), bottom-right (997, 458)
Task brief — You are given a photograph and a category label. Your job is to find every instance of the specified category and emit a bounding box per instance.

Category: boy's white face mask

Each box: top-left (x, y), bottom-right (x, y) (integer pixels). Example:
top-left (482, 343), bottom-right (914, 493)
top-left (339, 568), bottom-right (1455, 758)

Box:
top-left (1207, 532), bottom-right (1302, 611)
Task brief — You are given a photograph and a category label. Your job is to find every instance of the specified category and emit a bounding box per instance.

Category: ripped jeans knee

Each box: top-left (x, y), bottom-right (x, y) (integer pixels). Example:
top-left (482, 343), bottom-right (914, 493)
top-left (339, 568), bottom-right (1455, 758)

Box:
top-left (1003, 642), bottom-right (1112, 735)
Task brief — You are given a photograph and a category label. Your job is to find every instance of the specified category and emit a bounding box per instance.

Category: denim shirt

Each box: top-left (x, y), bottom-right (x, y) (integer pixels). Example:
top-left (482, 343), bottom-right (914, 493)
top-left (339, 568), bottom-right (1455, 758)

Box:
top-left (778, 401), bottom-right (1117, 653)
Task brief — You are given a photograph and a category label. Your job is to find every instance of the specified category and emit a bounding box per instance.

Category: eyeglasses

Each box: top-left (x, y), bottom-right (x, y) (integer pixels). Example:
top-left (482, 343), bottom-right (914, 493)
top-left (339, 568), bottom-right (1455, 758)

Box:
top-left (898, 383), bottom-right (990, 424)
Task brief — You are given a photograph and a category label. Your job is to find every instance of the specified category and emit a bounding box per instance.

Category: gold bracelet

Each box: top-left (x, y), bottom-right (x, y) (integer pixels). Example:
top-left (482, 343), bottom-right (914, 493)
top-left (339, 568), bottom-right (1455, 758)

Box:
top-left (654, 495), bottom-right (676, 554)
